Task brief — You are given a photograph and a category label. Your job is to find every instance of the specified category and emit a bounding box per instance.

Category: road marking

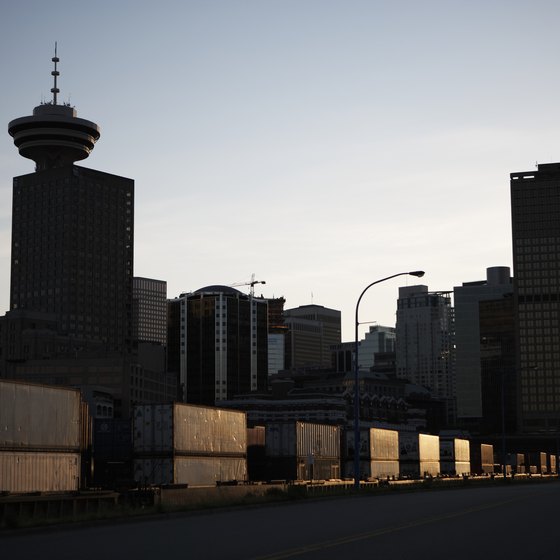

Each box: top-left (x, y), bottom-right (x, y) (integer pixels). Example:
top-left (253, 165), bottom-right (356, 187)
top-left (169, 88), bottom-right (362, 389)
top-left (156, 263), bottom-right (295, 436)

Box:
top-left (251, 493), bottom-right (537, 559)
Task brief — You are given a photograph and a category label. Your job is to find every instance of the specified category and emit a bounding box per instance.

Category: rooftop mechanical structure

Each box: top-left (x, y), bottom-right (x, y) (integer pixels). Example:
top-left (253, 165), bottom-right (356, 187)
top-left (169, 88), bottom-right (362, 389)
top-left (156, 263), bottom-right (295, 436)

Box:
top-left (8, 44), bottom-right (100, 171)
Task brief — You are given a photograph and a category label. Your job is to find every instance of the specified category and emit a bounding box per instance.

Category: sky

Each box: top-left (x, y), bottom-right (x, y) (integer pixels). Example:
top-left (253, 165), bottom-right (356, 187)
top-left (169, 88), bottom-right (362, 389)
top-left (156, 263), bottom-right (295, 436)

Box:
top-left (1, 0), bottom-right (560, 341)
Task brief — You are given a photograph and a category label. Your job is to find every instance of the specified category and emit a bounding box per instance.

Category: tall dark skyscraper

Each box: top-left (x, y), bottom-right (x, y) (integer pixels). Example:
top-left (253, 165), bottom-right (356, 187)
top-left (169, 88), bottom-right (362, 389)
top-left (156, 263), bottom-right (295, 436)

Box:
top-left (7, 48), bottom-right (134, 354)
top-left (2, 49), bottom-right (136, 415)
top-left (167, 286), bottom-right (268, 406)
top-left (511, 162), bottom-right (560, 433)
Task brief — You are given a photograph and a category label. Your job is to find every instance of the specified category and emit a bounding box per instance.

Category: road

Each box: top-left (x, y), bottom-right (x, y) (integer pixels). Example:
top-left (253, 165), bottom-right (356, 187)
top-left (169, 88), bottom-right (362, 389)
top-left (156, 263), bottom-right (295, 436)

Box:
top-left (2, 481), bottom-right (560, 559)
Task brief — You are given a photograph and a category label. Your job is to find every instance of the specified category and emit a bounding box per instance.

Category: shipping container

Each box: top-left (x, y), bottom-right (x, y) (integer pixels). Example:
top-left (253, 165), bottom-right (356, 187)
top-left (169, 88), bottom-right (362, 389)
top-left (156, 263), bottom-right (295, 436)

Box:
top-left (549, 454), bottom-right (557, 474)
top-left (0, 451), bottom-right (80, 493)
top-left (470, 442), bottom-right (493, 475)
top-left (247, 426), bottom-right (266, 447)
top-left (399, 432), bottom-right (440, 478)
top-left (0, 380), bottom-right (81, 450)
top-left (371, 428), bottom-right (399, 461)
top-left (134, 456), bottom-right (247, 487)
top-left (134, 403), bottom-right (246, 455)
top-left (133, 403), bottom-right (247, 486)
top-left (266, 422), bottom-right (340, 458)
top-left (265, 422), bottom-right (340, 481)
top-left (440, 438), bottom-right (470, 476)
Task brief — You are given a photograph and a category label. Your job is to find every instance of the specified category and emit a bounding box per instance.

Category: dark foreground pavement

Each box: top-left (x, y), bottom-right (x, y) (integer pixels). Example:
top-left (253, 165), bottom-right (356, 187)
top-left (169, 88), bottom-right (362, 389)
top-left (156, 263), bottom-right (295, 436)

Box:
top-left (2, 480), bottom-right (559, 559)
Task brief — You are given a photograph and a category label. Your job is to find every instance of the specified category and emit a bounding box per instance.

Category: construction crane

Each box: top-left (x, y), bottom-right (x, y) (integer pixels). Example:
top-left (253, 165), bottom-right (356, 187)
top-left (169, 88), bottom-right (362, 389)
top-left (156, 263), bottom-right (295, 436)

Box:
top-left (231, 273), bottom-right (266, 297)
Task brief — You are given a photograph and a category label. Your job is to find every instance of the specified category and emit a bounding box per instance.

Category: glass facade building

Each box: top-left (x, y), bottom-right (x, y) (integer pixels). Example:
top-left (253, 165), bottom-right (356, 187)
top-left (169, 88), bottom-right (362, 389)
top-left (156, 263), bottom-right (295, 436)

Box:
top-left (168, 286), bottom-right (269, 405)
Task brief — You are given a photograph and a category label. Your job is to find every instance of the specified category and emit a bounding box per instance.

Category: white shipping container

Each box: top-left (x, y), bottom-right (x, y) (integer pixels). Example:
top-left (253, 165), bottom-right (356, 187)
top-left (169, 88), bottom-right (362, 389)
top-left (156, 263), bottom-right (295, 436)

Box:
top-left (420, 461), bottom-right (440, 477)
top-left (174, 405), bottom-right (246, 455)
top-left (134, 456), bottom-right (247, 486)
top-left (371, 428), bottom-right (399, 461)
top-left (454, 439), bottom-right (470, 462)
top-left (371, 460), bottom-right (399, 479)
top-left (266, 422), bottom-right (340, 459)
top-left (455, 461), bottom-right (470, 475)
top-left (0, 380), bottom-right (81, 450)
top-left (133, 403), bottom-right (247, 455)
top-left (419, 434), bottom-right (440, 463)
top-left (0, 451), bottom-right (80, 493)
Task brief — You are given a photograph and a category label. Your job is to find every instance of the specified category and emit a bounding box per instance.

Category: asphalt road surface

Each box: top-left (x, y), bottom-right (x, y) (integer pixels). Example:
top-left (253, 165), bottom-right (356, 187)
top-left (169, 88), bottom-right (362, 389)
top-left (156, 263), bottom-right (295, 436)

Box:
top-left (3, 481), bottom-right (560, 559)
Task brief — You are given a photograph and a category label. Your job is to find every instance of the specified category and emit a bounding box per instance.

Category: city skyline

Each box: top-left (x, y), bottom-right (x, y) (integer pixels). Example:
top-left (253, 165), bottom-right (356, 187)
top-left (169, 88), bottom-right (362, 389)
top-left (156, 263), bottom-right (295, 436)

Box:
top-left (2, 1), bottom-right (560, 340)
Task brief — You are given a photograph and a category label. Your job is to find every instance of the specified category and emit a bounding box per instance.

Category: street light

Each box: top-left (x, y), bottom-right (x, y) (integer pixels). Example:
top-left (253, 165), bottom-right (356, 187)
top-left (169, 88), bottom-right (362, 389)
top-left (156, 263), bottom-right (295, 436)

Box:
top-left (353, 270), bottom-right (425, 490)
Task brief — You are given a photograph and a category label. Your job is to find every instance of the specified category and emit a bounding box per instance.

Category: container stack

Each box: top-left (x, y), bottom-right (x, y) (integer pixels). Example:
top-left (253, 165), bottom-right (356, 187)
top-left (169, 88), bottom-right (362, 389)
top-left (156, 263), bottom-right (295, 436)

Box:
top-left (133, 403), bottom-right (247, 486)
top-left (440, 437), bottom-right (470, 476)
top-left (399, 432), bottom-right (440, 478)
top-left (370, 428), bottom-right (400, 480)
top-left (342, 427), bottom-right (399, 480)
top-left (265, 422), bottom-right (340, 481)
top-left (0, 380), bottom-right (82, 493)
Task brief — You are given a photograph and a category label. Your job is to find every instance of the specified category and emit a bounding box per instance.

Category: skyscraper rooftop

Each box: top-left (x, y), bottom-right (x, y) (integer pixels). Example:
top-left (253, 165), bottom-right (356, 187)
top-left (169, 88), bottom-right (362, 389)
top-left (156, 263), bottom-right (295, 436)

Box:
top-left (8, 44), bottom-right (100, 171)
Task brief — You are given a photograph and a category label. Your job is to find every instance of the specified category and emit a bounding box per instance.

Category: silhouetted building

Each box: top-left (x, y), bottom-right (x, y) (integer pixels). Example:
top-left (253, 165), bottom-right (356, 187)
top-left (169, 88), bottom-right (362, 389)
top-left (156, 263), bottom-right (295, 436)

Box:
top-left (454, 267), bottom-right (512, 425)
top-left (167, 286), bottom-right (268, 405)
top-left (331, 341), bottom-right (354, 374)
top-left (357, 325), bottom-right (396, 371)
top-left (284, 304), bottom-right (341, 369)
top-left (479, 294), bottom-right (517, 434)
top-left (511, 162), bottom-right (560, 432)
top-left (131, 277), bottom-right (176, 405)
top-left (396, 285), bottom-right (455, 423)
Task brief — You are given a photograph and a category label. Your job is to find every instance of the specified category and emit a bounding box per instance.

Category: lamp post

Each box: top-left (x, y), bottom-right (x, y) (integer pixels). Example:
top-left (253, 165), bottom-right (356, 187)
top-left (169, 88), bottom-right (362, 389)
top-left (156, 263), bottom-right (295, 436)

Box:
top-left (353, 270), bottom-right (425, 490)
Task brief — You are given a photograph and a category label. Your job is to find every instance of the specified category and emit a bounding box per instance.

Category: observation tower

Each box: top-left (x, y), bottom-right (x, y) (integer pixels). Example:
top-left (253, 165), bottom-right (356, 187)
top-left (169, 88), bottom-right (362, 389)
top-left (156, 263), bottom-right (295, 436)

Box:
top-left (8, 44), bottom-right (100, 170)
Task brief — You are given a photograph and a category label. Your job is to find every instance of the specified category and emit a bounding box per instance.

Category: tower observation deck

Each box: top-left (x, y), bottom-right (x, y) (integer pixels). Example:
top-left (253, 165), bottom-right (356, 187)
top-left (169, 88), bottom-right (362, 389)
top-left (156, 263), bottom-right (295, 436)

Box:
top-left (8, 45), bottom-right (100, 171)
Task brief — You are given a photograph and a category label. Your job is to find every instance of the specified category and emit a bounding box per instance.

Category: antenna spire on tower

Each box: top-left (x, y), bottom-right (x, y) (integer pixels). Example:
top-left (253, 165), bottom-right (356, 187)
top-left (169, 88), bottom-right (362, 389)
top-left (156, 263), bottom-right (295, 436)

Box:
top-left (51, 42), bottom-right (60, 105)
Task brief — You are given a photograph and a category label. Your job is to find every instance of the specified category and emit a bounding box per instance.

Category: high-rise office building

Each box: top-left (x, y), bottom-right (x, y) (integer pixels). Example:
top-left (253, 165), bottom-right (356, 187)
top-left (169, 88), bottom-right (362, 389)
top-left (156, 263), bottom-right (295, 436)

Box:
top-left (8, 50), bottom-right (133, 353)
top-left (267, 297), bottom-right (287, 376)
top-left (167, 286), bottom-right (268, 405)
top-left (395, 285), bottom-right (455, 422)
top-left (357, 325), bottom-right (396, 372)
top-left (479, 294), bottom-right (516, 434)
top-left (283, 304), bottom-right (341, 369)
top-left (511, 162), bottom-right (560, 432)
top-left (454, 267), bottom-right (512, 424)
top-left (133, 277), bottom-right (167, 346)
top-left (3, 50), bottom-right (135, 415)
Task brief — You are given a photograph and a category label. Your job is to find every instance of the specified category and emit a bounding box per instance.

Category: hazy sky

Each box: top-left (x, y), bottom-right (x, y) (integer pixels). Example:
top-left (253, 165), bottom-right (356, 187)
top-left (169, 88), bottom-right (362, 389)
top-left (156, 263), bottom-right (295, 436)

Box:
top-left (2, 0), bottom-right (559, 340)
